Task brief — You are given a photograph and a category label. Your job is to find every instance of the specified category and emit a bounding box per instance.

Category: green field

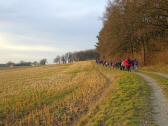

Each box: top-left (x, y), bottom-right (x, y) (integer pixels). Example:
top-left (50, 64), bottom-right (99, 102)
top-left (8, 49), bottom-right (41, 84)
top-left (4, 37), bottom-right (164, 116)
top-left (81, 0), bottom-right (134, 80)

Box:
top-left (0, 61), bottom-right (156, 126)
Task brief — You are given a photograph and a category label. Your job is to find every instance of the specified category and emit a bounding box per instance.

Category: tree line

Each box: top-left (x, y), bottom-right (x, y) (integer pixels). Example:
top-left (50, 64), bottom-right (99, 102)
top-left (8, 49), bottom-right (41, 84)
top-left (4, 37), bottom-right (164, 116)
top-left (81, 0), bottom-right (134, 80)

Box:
top-left (54, 49), bottom-right (99, 64)
top-left (96, 0), bottom-right (168, 65)
top-left (0, 49), bottom-right (99, 68)
top-left (0, 59), bottom-right (47, 68)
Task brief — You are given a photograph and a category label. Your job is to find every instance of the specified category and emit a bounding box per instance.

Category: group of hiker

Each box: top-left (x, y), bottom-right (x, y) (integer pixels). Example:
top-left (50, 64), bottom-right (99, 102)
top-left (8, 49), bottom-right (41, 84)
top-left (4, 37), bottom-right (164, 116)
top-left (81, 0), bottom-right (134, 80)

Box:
top-left (96, 58), bottom-right (139, 72)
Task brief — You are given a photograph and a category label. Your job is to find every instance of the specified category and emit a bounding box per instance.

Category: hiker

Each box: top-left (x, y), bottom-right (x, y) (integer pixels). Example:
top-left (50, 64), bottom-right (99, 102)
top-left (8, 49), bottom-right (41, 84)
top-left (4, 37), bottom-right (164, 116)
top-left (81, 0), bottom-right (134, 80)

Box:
top-left (124, 58), bottom-right (131, 72)
top-left (130, 59), bottom-right (135, 71)
top-left (96, 59), bottom-right (99, 64)
top-left (133, 59), bottom-right (139, 71)
top-left (96, 58), bottom-right (139, 72)
top-left (116, 61), bottom-right (122, 70)
top-left (121, 60), bottom-right (125, 71)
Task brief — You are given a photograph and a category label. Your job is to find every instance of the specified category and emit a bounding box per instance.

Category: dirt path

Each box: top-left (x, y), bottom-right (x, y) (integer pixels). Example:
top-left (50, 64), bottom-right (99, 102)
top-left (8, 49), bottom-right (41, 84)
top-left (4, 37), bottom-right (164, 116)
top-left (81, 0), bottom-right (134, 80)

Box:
top-left (137, 73), bottom-right (168, 126)
top-left (73, 68), bottom-right (115, 126)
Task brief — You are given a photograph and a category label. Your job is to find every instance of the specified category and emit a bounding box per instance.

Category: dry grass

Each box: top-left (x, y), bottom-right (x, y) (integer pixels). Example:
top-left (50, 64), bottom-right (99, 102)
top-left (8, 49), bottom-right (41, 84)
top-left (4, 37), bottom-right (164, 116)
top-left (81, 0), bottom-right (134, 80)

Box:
top-left (0, 61), bottom-right (155, 126)
top-left (77, 72), bottom-right (156, 126)
top-left (0, 62), bottom-right (113, 126)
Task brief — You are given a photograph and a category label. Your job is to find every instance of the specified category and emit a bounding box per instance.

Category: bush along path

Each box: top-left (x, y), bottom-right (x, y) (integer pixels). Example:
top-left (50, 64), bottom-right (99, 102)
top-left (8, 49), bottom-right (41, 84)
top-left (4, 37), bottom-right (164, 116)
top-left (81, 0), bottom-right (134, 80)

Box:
top-left (137, 73), bottom-right (168, 126)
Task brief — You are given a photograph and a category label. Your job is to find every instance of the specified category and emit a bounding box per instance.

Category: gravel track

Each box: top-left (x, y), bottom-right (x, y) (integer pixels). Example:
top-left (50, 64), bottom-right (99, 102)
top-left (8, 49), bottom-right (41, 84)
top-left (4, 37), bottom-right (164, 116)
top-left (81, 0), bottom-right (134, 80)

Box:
top-left (137, 73), bottom-right (168, 126)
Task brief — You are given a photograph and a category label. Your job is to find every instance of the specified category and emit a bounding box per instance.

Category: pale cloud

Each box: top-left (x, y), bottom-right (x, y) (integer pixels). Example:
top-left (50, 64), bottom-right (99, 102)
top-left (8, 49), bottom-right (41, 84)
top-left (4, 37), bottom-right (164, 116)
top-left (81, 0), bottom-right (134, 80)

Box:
top-left (0, 0), bottom-right (107, 63)
top-left (0, 20), bottom-right (13, 28)
top-left (0, 43), bottom-right (63, 52)
top-left (0, 33), bottom-right (77, 52)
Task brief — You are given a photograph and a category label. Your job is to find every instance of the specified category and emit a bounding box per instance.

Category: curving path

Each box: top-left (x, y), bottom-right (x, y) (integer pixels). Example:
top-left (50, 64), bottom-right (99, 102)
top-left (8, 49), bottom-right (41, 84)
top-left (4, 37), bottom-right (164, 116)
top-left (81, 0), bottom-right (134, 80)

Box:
top-left (137, 73), bottom-right (168, 126)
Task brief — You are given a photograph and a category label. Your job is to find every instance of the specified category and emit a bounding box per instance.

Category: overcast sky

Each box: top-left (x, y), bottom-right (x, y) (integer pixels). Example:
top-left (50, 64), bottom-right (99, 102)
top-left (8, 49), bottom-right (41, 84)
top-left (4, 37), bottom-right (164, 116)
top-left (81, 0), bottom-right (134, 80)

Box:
top-left (0, 0), bottom-right (107, 63)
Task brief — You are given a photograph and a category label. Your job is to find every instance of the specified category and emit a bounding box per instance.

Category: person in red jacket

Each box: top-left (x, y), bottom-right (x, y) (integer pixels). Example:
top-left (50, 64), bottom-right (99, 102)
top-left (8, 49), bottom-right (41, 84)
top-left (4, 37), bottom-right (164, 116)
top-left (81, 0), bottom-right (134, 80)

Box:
top-left (124, 58), bottom-right (131, 71)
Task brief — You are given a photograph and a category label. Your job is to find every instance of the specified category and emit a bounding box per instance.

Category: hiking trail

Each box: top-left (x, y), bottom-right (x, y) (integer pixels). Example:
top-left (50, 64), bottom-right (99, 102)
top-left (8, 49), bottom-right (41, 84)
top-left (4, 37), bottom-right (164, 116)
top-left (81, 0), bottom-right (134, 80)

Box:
top-left (137, 73), bottom-right (168, 126)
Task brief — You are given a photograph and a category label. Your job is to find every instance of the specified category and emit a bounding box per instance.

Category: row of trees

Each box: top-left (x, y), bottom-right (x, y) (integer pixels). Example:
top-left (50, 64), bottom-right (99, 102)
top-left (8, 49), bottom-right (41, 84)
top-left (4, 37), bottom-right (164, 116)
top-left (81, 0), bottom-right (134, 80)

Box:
top-left (97, 0), bottom-right (168, 65)
top-left (3, 59), bottom-right (47, 67)
top-left (1, 49), bottom-right (98, 68)
top-left (54, 49), bottom-right (99, 64)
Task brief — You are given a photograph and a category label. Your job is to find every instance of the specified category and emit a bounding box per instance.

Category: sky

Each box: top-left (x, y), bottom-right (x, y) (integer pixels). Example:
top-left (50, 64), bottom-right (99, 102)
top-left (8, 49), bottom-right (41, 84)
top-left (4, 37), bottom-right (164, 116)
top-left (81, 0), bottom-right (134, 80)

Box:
top-left (0, 0), bottom-right (107, 63)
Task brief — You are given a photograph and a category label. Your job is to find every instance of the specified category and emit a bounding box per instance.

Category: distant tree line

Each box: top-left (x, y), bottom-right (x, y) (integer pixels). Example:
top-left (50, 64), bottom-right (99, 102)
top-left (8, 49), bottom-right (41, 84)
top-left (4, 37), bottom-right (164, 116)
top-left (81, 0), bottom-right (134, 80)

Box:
top-left (0, 59), bottom-right (47, 68)
top-left (97, 0), bottom-right (168, 65)
top-left (54, 49), bottom-right (99, 64)
top-left (0, 49), bottom-right (99, 68)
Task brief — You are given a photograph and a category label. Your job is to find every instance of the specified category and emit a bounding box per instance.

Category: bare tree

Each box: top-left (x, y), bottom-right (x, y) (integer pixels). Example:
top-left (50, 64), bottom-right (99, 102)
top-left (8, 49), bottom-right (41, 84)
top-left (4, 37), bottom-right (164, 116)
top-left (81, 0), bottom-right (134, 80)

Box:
top-left (96, 0), bottom-right (168, 65)
top-left (7, 61), bottom-right (15, 67)
top-left (40, 59), bottom-right (47, 65)
top-left (61, 55), bottom-right (66, 64)
top-left (54, 56), bottom-right (61, 64)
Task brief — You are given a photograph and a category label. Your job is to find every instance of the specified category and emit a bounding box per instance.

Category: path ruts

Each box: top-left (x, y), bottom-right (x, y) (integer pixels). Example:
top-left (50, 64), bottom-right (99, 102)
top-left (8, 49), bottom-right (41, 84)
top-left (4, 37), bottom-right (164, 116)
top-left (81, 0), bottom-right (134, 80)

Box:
top-left (137, 73), bottom-right (168, 126)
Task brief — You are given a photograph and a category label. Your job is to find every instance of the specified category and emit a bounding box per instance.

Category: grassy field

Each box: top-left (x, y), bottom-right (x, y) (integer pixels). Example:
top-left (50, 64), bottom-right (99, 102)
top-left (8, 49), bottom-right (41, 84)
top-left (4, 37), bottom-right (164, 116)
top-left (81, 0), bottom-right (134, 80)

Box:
top-left (0, 61), bottom-right (156, 126)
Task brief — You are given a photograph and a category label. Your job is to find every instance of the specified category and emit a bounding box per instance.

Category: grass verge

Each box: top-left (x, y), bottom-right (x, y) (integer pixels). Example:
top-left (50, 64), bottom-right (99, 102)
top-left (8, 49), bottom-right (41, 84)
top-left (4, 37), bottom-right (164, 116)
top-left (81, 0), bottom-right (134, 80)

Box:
top-left (77, 70), bottom-right (156, 126)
